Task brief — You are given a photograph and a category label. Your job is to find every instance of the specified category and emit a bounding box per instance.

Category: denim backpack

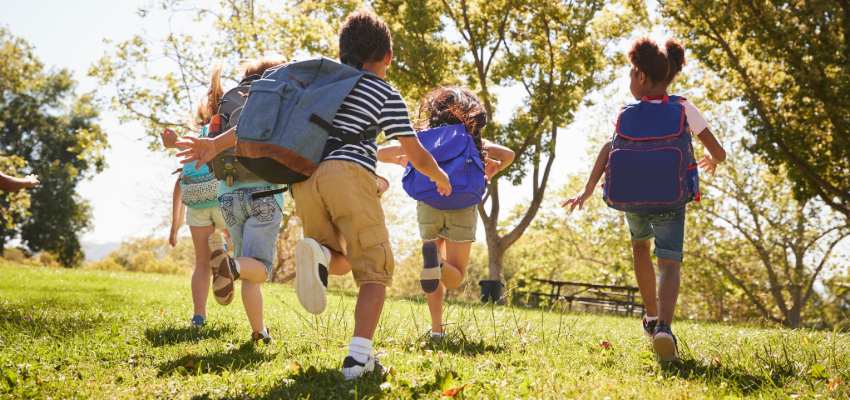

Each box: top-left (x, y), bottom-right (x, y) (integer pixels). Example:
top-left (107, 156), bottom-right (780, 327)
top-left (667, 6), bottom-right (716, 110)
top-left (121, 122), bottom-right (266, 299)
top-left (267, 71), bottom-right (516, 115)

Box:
top-left (234, 57), bottom-right (377, 184)
top-left (402, 124), bottom-right (486, 210)
top-left (603, 95), bottom-right (699, 214)
top-left (180, 126), bottom-right (220, 209)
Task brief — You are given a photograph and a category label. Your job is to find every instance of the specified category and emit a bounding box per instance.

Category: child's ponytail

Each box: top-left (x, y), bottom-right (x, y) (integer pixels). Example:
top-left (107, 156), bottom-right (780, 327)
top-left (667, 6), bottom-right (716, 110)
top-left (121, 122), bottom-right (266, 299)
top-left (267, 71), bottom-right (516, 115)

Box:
top-left (418, 87), bottom-right (489, 160)
top-left (665, 39), bottom-right (686, 82)
top-left (195, 64), bottom-right (224, 127)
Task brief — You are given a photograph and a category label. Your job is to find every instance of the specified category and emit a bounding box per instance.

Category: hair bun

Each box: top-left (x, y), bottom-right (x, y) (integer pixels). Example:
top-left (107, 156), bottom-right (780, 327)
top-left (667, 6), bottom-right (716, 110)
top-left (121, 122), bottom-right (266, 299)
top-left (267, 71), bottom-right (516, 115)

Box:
top-left (665, 39), bottom-right (686, 81)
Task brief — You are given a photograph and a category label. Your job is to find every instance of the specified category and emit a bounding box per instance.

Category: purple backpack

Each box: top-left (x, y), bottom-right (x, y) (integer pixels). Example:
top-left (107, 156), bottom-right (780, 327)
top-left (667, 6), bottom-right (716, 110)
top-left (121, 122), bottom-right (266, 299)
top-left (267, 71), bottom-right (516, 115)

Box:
top-left (603, 95), bottom-right (699, 214)
top-left (402, 124), bottom-right (486, 210)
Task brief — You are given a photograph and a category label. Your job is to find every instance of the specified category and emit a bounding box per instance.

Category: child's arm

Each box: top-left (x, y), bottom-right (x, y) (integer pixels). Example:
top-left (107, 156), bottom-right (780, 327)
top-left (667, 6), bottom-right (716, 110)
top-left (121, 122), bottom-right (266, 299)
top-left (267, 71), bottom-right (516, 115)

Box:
top-left (176, 127), bottom-right (236, 167)
top-left (377, 144), bottom-right (408, 166)
top-left (482, 140), bottom-right (516, 180)
top-left (397, 136), bottom-right (452, 196)
top-left (169, 176), bottom-right (184, 247)
top-left (562, 141), bottom-right (611, 212)
top-left (681, 100), bottom-right (726, 174)
top-left (0, 172), bottom-right (39, 192)
top-left (695, 129), bottom-right (726, 175)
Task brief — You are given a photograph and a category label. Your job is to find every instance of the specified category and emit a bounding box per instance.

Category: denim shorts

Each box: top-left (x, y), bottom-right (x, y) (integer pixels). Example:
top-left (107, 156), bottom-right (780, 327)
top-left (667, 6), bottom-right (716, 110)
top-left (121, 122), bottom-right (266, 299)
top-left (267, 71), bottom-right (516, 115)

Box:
top-left (218, 187), bottom-right (283, 279)
top-left (625, 207), bottom-right (686, 262)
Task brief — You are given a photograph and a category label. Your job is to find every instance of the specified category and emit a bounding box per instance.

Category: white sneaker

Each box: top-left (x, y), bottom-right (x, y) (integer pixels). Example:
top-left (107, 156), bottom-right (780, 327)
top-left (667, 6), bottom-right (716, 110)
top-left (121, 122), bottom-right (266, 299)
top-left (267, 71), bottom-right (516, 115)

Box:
top-left (295, 238), bottom-right (329, 314)
top-left (341, 355), bottom-right (384, 381)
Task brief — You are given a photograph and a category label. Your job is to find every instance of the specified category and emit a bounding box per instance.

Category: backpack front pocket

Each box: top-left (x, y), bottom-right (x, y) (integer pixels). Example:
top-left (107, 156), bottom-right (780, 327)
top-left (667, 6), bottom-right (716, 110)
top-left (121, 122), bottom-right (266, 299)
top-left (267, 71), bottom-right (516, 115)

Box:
top-left (606, 148), bottom-right (684, 205)
top-left (238, 79), bottom-right (294, 141)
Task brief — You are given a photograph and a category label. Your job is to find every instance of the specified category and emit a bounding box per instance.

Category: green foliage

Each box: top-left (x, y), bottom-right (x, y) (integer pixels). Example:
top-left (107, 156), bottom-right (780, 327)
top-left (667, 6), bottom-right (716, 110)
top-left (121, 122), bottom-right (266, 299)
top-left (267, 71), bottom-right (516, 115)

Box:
top-left (87, 236), bottom-right (198, 275)
top-left (1, 262), bottom-right (849, 398)
top-left (0, 28), bottom-right (107, 267)
top-left (659, 0), bottom-right (850, 219)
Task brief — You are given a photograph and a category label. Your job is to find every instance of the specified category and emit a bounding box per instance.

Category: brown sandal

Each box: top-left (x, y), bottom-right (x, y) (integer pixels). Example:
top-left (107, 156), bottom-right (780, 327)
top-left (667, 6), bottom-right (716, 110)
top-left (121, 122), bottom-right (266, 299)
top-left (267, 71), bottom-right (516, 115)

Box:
top-left (210, 249), bottom-right (235, 305)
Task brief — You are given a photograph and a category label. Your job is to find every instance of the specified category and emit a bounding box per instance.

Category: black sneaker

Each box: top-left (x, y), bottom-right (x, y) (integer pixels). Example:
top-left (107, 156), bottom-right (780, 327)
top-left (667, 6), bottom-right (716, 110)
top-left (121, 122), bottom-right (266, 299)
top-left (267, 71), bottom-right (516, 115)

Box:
top-left (642, 316), bottom-right (658, 338)
top-left (652, 322), bottom-right (679, 362)
top-left (341, 355), bottom-right (385, 381)
top-left (251, 328), bottom-right (272, 345)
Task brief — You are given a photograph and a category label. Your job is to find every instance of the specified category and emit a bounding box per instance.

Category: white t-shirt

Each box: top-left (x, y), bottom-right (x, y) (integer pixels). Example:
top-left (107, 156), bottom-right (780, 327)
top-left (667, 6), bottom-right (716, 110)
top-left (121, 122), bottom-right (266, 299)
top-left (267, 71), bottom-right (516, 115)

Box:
top-left (646, 98), bottom-right (709, 135)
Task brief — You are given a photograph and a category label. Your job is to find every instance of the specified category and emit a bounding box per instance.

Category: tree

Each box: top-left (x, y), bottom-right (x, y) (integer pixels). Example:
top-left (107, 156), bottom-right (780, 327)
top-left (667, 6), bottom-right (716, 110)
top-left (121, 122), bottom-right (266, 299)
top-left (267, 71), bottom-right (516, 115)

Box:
top-left (659, 0), bottom-right (850, 220)
top-left (689, 149), bottom-right (849, 328)
top-left (89, 0), bottom-right (359, 148)
top-left (0, 28), bottom-right (107, 266)
top-left (378, 0), bottom-right (642, 283)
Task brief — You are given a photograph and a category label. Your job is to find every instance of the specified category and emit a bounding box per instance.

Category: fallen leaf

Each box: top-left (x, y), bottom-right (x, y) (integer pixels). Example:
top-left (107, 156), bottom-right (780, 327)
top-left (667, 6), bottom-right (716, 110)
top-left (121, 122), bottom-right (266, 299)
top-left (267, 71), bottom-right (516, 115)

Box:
top-left (600, 341), bottom-right (612, 350)
top-left (442, 384), bottom-right (468, 398)
top-left (287, 361), bottom-right (301, 374)
top-left (828, 377), bottom-right (843, 392)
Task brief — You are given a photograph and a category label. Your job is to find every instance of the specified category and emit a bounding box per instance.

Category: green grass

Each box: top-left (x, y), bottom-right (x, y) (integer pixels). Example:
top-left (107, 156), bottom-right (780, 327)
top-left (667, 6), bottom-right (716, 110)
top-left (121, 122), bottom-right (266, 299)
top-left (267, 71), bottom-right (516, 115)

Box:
top-left (1, 262), bottom-right (848, 399)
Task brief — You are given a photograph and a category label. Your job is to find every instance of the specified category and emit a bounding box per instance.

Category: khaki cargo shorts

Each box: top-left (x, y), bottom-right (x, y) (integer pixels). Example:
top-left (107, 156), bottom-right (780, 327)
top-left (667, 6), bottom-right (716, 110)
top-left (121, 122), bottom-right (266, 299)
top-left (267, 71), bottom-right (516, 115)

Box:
top-left (417, 202), bottom-right (477, 243)
top-left (291, 160), bottom-right (395, 286)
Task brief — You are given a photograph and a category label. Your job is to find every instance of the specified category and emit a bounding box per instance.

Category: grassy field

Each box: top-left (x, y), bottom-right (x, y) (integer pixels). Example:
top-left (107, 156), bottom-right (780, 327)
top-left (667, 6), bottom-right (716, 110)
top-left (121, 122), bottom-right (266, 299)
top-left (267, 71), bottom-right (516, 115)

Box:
top-left (0, 262), bottom-right (848, 399)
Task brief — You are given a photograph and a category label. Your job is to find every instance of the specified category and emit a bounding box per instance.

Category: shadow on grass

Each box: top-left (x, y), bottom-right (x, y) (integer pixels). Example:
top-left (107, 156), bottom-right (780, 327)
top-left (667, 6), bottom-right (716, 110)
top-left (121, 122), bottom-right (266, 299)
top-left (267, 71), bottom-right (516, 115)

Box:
top-left (195, 366), bottom-right (388, 400)
top-left (662, 357), bottom-right (784, 395)
top-left (425, 334), bottom-right (507, 356)
top-left (145, 324), bottom-right (232, 347)
top-left (158, 342), bottom-right (274, 376)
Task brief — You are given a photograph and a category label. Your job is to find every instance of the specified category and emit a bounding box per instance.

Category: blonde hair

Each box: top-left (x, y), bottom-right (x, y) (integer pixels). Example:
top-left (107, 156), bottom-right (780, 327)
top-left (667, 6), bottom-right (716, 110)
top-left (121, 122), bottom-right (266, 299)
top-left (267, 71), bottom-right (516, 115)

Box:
top-left (192, 58), bottom-right (284, 128)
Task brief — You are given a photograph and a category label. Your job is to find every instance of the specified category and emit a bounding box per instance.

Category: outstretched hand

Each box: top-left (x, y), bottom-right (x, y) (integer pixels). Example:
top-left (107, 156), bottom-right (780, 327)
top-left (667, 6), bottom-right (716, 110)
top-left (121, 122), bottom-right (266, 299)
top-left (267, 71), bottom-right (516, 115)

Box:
top-left (561, 189), bottom-right (592, 213)
top-left (161, 128), bottom-right (178, 149)
top-left (698, 155), bottom-right (718, 175)
top-left (21, 175), bottom-right (39, 189)
top-left (176, 136), bottom-right (218, 168)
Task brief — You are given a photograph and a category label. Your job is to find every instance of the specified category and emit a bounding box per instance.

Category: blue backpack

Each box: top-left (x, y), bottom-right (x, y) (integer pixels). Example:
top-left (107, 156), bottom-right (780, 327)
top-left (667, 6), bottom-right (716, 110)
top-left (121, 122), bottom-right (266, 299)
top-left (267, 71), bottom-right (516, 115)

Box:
top-left (402, 124), bottom-right (486, 210)
top-left (235, 57), bottom-right (378, 184)
top-left (603, 95), bottom-right (699, 214)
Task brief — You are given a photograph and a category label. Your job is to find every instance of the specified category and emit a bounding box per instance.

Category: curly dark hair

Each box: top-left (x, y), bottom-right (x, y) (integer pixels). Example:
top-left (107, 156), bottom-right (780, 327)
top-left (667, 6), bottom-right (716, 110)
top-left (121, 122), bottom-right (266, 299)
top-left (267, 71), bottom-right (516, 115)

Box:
top-left (339, 10), bottom-right (392, 69)
top-left (628, 37), bottom-right (670, 84)
top-left (418, 86), bottom-right (489, 159)
top-left (664, 39), bottom-right (686, 82)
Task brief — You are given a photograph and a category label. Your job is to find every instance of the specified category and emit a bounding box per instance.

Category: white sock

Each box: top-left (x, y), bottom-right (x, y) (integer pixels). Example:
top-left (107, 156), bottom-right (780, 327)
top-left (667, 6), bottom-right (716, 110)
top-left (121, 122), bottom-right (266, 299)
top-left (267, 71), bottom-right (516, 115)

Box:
top-left (232, 259), bottom-right (242, 274)
top-left (259, 327), bottom-right (269, 337)
top-left (348, 337), bottom-right (372, 364)
top-left (644, 315), bottom-right (658, 322)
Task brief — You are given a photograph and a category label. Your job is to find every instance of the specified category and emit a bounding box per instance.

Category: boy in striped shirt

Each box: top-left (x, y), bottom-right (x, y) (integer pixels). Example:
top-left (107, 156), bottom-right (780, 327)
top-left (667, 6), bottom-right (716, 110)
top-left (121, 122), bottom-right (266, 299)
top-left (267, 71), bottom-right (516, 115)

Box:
top-left (291, 10), bottom-right (452, 380)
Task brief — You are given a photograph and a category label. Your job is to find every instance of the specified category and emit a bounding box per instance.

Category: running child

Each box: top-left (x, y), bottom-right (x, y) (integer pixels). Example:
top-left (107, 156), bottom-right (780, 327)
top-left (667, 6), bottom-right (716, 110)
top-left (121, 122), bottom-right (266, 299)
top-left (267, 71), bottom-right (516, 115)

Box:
top-left (377, 87), bottom-right (514, 340)
top-left (177, 59), bottom-right (285, 343)
top-left (563, 38), bottom-right (726, 362)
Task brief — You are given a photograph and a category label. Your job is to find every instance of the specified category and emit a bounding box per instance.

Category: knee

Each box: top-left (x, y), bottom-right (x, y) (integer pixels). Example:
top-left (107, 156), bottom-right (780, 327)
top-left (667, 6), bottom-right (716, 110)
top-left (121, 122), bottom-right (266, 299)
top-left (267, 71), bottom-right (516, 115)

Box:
top-left (442, 270), bottom-right (466, 290)
top-left (631, 240), bottom-right (651, 254)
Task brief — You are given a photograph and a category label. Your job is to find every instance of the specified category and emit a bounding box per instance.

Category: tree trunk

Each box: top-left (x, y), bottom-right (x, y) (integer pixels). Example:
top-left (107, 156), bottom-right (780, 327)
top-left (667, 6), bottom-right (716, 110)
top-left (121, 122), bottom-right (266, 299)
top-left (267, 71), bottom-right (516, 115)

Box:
top-left (487, 241), bottom-right (505, 281)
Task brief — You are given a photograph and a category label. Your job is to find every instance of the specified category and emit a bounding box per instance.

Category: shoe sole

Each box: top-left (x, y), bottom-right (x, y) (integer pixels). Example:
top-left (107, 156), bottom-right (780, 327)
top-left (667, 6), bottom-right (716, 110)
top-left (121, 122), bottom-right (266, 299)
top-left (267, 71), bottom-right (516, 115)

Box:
top-left (210, 250), bottom-right (234, 306)
top-left (653, 332), bottom-right (678, 362)
top-left (295, 239), bottom-right (327, 314)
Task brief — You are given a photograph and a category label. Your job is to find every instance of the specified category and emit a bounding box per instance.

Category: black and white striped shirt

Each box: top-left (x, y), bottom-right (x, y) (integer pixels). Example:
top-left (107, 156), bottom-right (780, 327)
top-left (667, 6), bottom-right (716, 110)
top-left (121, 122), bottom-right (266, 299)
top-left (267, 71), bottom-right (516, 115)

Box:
top-left (323, 74), bottom-right (415, 173)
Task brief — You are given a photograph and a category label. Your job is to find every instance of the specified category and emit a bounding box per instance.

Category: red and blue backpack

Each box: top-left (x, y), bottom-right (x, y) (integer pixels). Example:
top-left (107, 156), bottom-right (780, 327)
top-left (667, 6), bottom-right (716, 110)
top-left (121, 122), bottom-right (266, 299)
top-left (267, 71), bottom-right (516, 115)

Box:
top-left (603, 95), bottom-right (700, 214)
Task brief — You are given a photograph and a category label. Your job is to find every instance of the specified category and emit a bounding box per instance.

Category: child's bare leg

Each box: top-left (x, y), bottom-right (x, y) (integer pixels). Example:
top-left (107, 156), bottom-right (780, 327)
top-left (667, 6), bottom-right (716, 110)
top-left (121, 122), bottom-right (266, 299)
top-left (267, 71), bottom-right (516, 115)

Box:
top-left (329, 250), bottom-right (352, 276)
top-left (657, 259), bottom-right (681, 324)
top-left (189, 225), bottom-right (215, 317)
top-left (240, 280), bottom-right (265, 333)
top-left (632, 240), bottom-right (658, 317)
top-left (426, 282), bottom-right (446, 333)
top-left (233, 257), bottom-right (269, 284)
top-left (441, 240), bottom-right (471, 290)
top-left (353, 283), bottom-right (386, 339)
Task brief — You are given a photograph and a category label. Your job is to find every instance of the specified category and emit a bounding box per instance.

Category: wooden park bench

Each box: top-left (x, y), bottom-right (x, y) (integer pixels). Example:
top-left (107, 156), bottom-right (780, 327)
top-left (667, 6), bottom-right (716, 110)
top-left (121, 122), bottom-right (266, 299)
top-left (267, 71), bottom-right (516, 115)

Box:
top-left (514, 278), bottom-right (645, 317)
